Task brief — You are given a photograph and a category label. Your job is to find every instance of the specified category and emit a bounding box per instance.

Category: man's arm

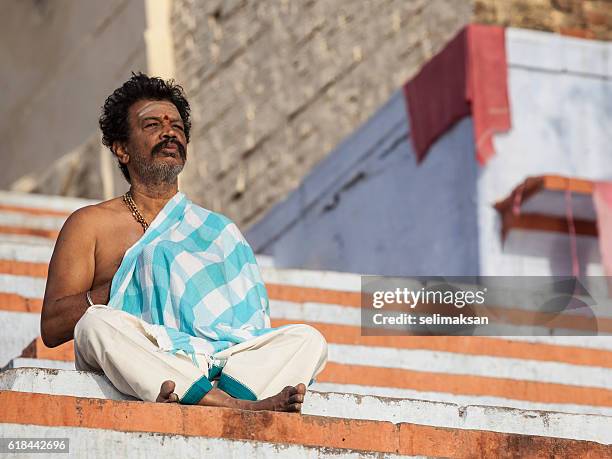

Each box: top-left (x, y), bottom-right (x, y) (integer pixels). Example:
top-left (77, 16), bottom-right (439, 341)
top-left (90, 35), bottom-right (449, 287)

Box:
top-left (41, 207), bottom-right (109, 348)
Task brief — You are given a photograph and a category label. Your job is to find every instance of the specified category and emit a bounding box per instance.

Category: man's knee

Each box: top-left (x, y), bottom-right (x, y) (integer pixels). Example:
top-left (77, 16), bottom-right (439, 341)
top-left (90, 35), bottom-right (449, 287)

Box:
top-left (294, 324), bottom-right (328, 357)
top-left (73, 308), bottom-right (116, 371)
top-left (74, 307), bottom-right (113, 346)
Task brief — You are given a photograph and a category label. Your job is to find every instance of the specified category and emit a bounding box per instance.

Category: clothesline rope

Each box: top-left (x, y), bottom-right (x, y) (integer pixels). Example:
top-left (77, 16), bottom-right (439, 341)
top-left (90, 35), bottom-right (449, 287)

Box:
top-left (565, 182), bottom-right (580, 278)
top-left (511, 178), bottom-right (580, 277)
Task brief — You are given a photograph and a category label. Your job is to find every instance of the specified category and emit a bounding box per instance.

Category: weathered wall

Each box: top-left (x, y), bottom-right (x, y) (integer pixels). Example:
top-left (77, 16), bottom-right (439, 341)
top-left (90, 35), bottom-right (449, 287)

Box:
top-left (3, 0), bottom-right (611, 210)
top-left (475, 0), bottom-right (612, 40)
top-left (171, 0), bottom-right (612, 229)
top-left (171, 0), bottom-right (474, 227)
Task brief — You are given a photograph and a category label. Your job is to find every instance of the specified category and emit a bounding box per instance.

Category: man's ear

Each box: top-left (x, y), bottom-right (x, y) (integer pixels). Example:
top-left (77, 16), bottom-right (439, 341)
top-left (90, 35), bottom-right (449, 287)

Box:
top-left (113, 141), bottom-right (129, 165)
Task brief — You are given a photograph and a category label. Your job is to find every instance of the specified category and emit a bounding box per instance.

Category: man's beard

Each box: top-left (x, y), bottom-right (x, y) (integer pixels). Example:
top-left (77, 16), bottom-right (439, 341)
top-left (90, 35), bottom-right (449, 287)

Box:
top-left (131, 139), bottom-right (187, 185)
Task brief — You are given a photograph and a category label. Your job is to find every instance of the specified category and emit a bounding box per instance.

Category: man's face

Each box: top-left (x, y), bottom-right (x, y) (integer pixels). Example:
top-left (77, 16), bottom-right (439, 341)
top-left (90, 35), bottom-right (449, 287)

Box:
top-left (119, 99), bottom-right (188, 185)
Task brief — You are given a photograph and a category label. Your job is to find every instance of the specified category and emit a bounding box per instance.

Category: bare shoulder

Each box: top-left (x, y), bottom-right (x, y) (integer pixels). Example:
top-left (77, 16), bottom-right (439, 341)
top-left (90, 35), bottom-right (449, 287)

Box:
top-left (66, 197), bottom-right (123, 225)
top-left (94, 196), bottom-right (125, 213)
top-left (56, 197), bottom-right (124, 244)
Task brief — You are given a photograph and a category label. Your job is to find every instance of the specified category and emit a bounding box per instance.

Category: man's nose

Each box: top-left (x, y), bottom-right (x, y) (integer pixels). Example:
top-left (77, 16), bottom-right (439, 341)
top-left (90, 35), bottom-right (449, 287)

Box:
top-left (160, 123), bottom-right (178, 140)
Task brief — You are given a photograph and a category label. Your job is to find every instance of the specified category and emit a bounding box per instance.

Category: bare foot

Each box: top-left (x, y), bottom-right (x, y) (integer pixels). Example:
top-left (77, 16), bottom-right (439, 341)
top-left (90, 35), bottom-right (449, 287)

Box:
top-left (251, 383), bottom-right (307, 412)
top-left (156, 380), bottom-right (179, 403)
top-left (159, 381), bottom-right (307, 412)
top-left (196, 383), bottom-right (307, 413)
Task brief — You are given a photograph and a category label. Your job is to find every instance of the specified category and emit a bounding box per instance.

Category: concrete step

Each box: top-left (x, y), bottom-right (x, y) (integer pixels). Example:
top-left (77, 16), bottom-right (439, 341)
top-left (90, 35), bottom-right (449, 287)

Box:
top-left (6, 356), bottom-right (612, 418)
top-left (3, 357), bottom-right (78, 371)
top-left (0, 190), bottom-right (97, 213)
top-left (0, 311), bottom-right (40, 370)
top-left (1, 190), bottom-right (612, 454)
top-left (2, 367), bottom-right (612, 445)
top-left (1, 390), bottom-right (610, 457)
top-left (10, 333), bottom-right (612, 416)
top-left (0, 192), bottom-right (92, 240)
top-left (1, 269), bottom-right (612, 414)
top-left (0, 241), bottom-right (53, 263)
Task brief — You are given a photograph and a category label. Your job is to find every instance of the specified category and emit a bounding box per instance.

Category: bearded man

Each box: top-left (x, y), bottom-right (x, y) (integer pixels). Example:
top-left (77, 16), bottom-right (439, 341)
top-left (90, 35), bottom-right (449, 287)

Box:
top-left (40, 73), bottom-right (327, 411)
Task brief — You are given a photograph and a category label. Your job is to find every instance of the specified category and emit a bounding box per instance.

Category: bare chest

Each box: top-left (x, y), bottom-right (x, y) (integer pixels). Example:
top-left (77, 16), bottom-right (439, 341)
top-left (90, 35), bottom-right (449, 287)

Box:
top-left (92, 222), bottom-right (145, 288)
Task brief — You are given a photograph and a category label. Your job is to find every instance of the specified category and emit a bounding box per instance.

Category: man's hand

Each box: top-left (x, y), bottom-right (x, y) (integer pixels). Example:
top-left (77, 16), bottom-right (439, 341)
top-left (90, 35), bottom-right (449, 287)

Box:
top-left (88, 280), bottom-right (113, 306)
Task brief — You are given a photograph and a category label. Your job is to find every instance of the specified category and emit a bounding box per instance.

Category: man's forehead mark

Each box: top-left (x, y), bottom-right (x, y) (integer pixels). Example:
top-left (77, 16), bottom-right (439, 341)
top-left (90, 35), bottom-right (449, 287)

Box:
top-left (141, 114), bottom-right (182, 122)
top-left (135, 100), bottom-right (180, 119)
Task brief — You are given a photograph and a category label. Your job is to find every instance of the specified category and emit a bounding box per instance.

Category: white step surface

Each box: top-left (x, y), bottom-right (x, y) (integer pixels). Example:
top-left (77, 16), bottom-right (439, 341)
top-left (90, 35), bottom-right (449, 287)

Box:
top-left (0, 190), bottom-right (97, 212)
top-left (311, 382), bottom-right (612, 418)
top-left (0, 423), bottom-right (404, 459)
top-left (0, 311), bottom-right (40, 368)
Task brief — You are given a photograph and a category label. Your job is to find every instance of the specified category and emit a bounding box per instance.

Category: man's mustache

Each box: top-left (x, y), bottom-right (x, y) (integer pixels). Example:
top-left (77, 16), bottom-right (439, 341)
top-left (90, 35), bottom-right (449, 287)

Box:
top-left (151, 139), bottom-right (186, 159)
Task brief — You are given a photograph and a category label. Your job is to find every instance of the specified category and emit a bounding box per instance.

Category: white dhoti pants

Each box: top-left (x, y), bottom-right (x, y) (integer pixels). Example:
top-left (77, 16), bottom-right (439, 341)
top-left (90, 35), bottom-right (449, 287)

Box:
top-left (73, 305), bottom-right (328, 404)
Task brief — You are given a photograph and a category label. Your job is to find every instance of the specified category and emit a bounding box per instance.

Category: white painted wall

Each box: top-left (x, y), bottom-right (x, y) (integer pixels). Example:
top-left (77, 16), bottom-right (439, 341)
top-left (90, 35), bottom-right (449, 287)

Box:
top-left (247, 94), bottom-right (480, 276)
top-left (479, 28), bottom-right (612, 276)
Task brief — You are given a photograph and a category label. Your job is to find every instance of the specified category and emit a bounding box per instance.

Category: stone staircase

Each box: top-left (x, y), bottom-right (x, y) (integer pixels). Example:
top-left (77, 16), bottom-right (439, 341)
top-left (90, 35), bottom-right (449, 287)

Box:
top-left (0, 190), bottom-right (611, 457)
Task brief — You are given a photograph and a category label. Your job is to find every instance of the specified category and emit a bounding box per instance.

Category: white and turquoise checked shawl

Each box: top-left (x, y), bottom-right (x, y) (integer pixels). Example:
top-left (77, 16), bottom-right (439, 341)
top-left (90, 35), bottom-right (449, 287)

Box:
top-left (108, 191), bottom-right (272, 369)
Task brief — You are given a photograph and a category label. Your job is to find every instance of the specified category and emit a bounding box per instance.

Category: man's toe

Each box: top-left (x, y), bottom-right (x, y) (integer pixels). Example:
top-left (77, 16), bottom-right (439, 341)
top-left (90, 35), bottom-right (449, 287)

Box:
top-left (283, 385), bottom-right (297, 396)
top-left (288, 402), bottom-right (302, 412)
top-left (156, 380), bottom-right (178, 402)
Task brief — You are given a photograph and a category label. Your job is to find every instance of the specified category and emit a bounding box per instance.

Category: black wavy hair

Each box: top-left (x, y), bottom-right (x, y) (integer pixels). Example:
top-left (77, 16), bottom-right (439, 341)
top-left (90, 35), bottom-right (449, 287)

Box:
top-left (99, 72), bottom-right (191, 183)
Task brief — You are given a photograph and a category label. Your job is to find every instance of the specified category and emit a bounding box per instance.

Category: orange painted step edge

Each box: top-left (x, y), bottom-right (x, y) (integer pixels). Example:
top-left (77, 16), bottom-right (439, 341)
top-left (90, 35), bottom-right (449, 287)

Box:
top-left (266, 283), bottom-right (362, 307)
top-left (273, 320), bottom-right (612, 369)
top-left (319, 362), bottom-right (612, 408)
top-left (398, 422), bottom-right (611, 458)
top-left (21, 338), bottom-right (74, 361)
top-left (0, 293), bottom-right (42, 313)
top-left (0, 225), bottom-right (59, 239)
top-left (0, 260), bottom-right (48, 277)
top-left (23, 317), bottom-right (612, 370)
top-left (1, 391), bottom-right (609, 457)
top-left (0, 391), bottom-right (399, 454)
top-left (0, 204), bottom-right (71, 218)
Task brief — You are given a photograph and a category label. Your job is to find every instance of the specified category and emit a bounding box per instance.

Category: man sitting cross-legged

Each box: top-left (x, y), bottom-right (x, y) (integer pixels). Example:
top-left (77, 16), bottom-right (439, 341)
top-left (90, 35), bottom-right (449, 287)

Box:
top-left (41, 73), bottom-right (328, 411)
